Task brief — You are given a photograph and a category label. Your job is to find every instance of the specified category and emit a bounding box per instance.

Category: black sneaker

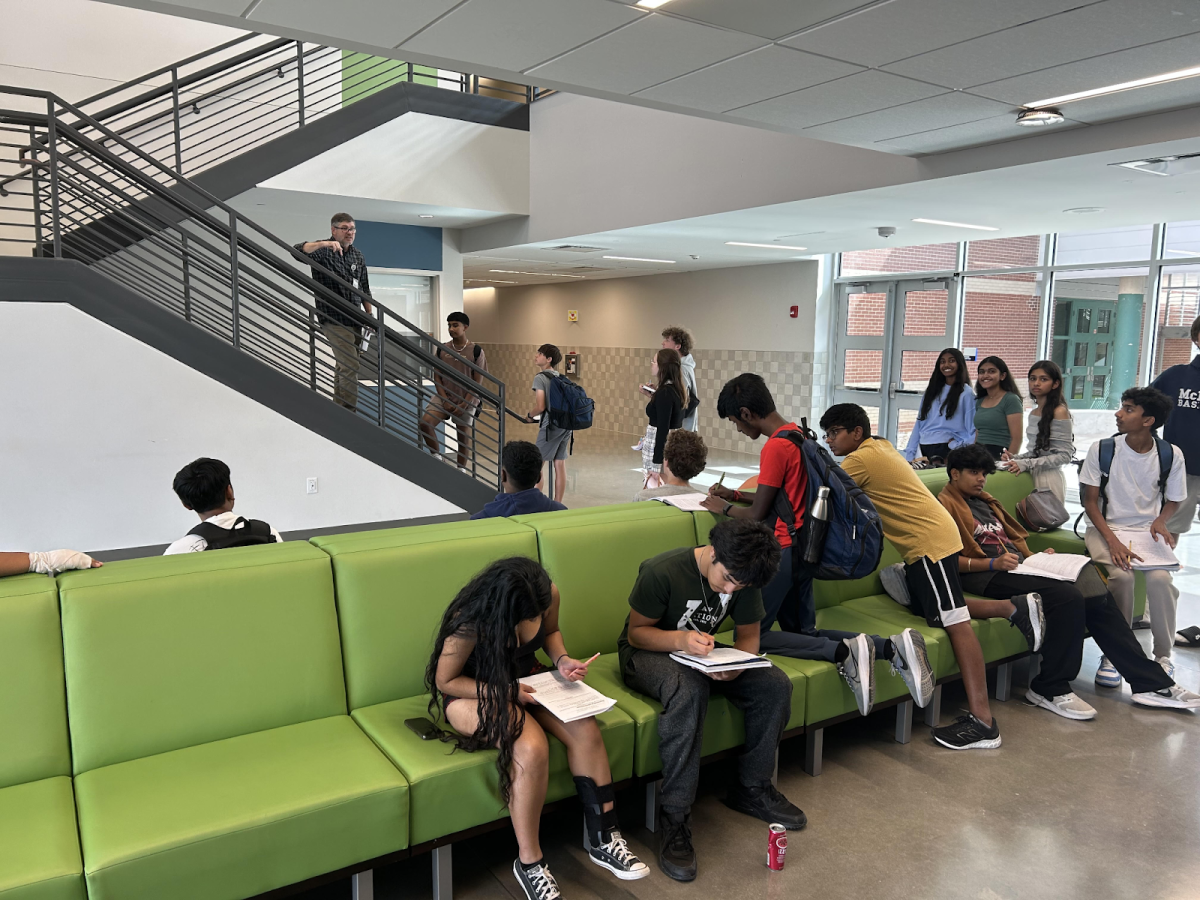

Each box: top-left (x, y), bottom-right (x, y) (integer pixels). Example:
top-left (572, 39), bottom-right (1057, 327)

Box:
top-left (932, 713), bottom-right (1001, 750)
top-left (512, 859), bottom-right (561, 900)
top-left (723, 783), bottom-right (807, 830)
top-left (658, 811), bottom-right (697, 882)
top-left (1008, 592), bottom-right (1045, 652)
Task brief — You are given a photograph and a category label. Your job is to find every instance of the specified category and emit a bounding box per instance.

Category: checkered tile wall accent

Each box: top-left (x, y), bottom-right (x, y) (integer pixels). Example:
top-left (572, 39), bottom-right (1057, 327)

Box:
top-left (482, 344), bottom-right (827, 454)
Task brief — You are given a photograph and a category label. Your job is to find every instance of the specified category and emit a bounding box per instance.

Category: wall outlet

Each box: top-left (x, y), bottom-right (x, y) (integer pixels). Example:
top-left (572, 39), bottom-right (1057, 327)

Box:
top-left (306, 477), bottom-right (318, 495)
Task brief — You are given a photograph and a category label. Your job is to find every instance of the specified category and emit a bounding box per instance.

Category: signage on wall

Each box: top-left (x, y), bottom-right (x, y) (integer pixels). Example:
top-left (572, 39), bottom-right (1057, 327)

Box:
top-left (962, 347), bottom-right (978, 361)
top-left (789, 306), bottom-right (798, 318)
top-left (567, 309), bottom-right (579, 323)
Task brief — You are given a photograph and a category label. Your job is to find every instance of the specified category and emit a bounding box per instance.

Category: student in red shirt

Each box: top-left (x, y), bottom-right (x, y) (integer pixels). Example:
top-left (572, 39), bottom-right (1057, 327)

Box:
top-left (703, 374), bottom-right (933, 717)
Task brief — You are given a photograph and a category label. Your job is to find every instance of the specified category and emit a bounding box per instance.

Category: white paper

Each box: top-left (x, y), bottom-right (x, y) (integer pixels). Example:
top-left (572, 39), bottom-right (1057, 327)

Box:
top-left (669, 647), bottom-right (772, 673)
top-left (1113, 530), bottom-right (1181, 571)
top-left (1009, 552), bottom-right (1092, 582)
top-left (518, 670), bottom-right (617, 723)
top-left (653, 492), bottom-right (712, 512)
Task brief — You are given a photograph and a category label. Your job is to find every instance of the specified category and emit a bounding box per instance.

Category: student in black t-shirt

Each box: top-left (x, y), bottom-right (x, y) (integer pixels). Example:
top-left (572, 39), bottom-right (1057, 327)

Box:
top-left (619, 519), bottom-right (804, 882)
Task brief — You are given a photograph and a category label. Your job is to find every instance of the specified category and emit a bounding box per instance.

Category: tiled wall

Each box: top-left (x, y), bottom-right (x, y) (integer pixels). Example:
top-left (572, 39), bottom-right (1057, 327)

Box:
top-left (484, 343), bottom-right (827, 454)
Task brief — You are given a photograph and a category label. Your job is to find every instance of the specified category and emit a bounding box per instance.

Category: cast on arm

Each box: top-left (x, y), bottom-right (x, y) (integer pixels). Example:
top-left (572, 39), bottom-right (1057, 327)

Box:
top-left (2, 549), bottom-right (101, 578)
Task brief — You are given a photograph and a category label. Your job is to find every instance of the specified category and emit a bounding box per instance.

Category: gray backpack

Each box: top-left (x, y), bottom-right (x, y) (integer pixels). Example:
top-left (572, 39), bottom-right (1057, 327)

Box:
top-left (1017, 488), bottom-right (1069, 533)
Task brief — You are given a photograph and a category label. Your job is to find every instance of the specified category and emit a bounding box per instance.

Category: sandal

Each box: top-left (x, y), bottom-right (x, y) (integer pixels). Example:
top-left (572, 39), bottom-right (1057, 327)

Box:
top-left (1175, 625), bottom-right (1200, 648)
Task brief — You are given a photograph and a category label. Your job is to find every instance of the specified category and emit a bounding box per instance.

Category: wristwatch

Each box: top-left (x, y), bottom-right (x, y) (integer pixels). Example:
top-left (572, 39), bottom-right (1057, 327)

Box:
top-left (722, 502), bottom-right (733, 516)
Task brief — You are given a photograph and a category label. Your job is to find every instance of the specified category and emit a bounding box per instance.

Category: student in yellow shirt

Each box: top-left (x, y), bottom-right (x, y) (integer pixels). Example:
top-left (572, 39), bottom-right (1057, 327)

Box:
top-left (818, 403), bottom-right (1000, 751)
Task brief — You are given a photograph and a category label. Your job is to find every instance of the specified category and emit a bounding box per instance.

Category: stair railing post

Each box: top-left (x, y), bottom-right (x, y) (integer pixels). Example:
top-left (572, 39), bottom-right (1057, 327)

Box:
top-left (376, 304), bottom-right (386, 427)
top-left (229, 211), bottom-right (241, 349)
top-left (170, 66), bottom-right (184, 173)
top-left (295, 42), bottom-right (306, 127)
top-left (45, 99), bottom-right (62, 258)
top-left (30, 126), bottom-right (44, 257)
top-left (309, 310), bottom-right (317, 390)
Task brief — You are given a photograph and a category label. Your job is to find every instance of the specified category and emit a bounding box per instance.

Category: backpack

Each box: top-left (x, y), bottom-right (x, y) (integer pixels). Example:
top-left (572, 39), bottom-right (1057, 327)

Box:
top-left (684, 382), bottom-right (700, 417)
top-left (768, 420), bottom-right (884, 580)
top-left (544, 372), bottom-right (595, 431)
top-left (188, 517), bottom-right (278, 551)
top-left (1072, 435), bottom-right (1174, 538)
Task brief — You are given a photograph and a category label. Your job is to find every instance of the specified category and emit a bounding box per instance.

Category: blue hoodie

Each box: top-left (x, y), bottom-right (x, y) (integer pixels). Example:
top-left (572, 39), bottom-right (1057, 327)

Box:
top-left (1151, 354), bottom-right (1200, 476)
top-left (902, 384), bottom-right (976, 461)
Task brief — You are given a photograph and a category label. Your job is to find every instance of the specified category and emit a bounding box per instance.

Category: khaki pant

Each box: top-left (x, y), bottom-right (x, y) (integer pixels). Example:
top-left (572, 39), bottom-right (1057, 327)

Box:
top-left (322, 324), bottom-right (361, 410)
top-left (1167, 473), bottom-right (1200, 534)
top-left (1084, 528), bottom-right (1178, 660)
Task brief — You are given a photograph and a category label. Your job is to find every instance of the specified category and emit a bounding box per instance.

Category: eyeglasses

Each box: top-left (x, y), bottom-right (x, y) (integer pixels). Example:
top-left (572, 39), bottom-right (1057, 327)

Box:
top-left (332, 225), bottom-right (356, 232)
top-left (823, 427), bottom-right (845, 441)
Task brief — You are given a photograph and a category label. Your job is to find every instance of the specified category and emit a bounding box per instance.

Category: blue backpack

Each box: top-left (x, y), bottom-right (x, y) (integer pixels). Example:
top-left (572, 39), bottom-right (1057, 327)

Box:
top-left (1073, 435), bottom-right (1174, 537)
top-left (545, 372), bottom-right (595, 431)
top-left (769, 421), bottom-right (884, 580)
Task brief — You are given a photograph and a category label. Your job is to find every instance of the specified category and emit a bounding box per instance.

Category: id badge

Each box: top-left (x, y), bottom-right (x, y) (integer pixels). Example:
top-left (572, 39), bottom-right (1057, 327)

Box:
top-left (352, 279), bottom-right (359, 290)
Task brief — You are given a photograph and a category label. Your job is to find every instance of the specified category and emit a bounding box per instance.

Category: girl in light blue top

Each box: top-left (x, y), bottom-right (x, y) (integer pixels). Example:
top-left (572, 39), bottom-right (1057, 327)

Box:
top-left (903, 348), bottom-right (975, 465)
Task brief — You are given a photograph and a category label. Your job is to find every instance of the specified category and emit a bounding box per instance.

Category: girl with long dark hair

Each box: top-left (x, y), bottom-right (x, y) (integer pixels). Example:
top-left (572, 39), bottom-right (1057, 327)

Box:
top-left (427, 557), bottom-right (647, 900)
top-left (973, 355), bottom-right (1024, 460)
top-left (640, 348), bottom-right (689, 477)
top-left (1002, 360), bottom-right (1074, 502)
top-left (903, 348), bottom-right (975, 467)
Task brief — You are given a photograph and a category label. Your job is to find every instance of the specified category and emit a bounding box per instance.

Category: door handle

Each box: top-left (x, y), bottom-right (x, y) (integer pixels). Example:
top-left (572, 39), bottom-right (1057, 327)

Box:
top-left (889, 382), bottom-right (897, 399)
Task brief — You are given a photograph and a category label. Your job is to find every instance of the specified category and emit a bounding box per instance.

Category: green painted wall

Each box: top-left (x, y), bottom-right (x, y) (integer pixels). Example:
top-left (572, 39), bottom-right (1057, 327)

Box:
top-left (341, 52), bottom-right (440, 106)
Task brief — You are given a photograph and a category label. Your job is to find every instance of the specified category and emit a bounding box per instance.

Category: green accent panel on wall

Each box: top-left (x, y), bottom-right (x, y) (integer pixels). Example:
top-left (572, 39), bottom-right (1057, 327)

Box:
top-left (341, 52), bottom-right (439, 106)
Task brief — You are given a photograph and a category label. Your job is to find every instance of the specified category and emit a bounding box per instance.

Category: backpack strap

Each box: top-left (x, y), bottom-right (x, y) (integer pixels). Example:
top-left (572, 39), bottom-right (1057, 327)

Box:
top-left (1154, 436), bottom-right (1174, 510)
top-left (1096, 437), bottom-right (1115, 520)
top-left (766, 429), bottom-right (807, 544)
top-left (473, 343), bottom-right (482, 361)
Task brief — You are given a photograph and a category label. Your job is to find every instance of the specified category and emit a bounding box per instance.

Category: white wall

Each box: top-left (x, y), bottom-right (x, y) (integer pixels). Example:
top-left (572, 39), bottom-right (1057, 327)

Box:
top-left (0, 303), bottom-right (460, 552)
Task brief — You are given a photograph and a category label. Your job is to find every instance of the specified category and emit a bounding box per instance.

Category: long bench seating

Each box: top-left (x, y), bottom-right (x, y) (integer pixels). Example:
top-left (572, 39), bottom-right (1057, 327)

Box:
top-left (0, 468), bottom-right (1098, 900)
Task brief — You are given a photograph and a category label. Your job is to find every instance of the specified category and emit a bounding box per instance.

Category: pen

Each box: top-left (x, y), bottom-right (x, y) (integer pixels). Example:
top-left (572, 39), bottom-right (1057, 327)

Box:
top-left (716, 472), bottom-right (726, 489)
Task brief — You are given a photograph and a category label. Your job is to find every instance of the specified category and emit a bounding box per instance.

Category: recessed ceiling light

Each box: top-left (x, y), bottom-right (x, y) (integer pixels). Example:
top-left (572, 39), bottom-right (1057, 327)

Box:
top-left (911, 218), bottom-right (999, 232)
top-left (489, 269), bottom-right (586, 278)
top-left (725, 241), bottom-right (809, 251)
top-left (1063, 207), bottom-right (1105, 215)
top-left (1015, 108), bottom-right (1064, 127)
top-left (602, 255), bottom-right (677, 264)
top-left (1026, 64), bottom-right (1200, 109)
top-left (635, 0), bottom-right (672, 7)
top-left (465, 279), bottom-right (518, 284)
top-left (418, 214), bottom-right (435, 219)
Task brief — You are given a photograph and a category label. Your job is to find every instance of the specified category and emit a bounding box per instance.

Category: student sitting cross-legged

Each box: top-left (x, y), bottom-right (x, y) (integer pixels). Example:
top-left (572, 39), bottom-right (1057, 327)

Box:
top-left (472, 441), bottom-right (568, 519)
top-left (940, 444), bottom-right (1199, 716)
top-left (819, 403), bottom-right (1000, 751)
top-left (619, 518), bottom-right (805, 882)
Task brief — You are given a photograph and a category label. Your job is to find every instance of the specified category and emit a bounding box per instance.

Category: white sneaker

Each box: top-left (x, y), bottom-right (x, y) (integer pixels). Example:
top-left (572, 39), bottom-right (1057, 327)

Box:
top-left (838, 633), bottom-right (876, 716)
top-left (1131, 685), bottom-right (1200, 710)
top-left (1025, 688), bottom-right (1097, 720)
top-left (1094, 656), bottom-right (1122, 688)
top-left (1157, 656), bottom-right (1176, 680)
top-left (888, 628), bottom-right (933, 708)
top-left (631, 439), bottom-right (643, 451)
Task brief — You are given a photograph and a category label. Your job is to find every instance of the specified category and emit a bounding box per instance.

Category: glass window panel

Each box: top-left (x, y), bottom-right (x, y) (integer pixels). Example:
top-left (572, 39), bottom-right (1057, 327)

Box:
top-left (843, 349), bottom-right (883, 389)
top-left (846, 292), bottom-right (887, 336)
top-left (965, 235), bottom-right (1045, 270)
top-left (1074, 343), bottom-right (1089, 367)
top-left (1154, 266), bottom-right (1200, 379)
top-left (370, 271), bottom-right (434, 335)
top-left (902, 289), bottom-right (948, 336)
top-left (1092, 374), bottom-right (1107, 398)
top-left (1054, 225), bottom-right (1154, 265)
top-left (1076, 307), bottom-right (1092, 332)
top-left (1053, 302), bottom-right (1071, 336)
top-left (896, 408), bottom-right (919, 454)
top-left (1096, 309), bottom-right (1111, 333)
top-left (1052, 339), bottom-right (1068, 369)
top-left (1164, 220), bottom-right (1200, 259)
top-left (961, 273), bottom-right (1043, 388)
top-left (900, 350), bottom-right (942, 391)
top-left (1072, 375), bottom-right (1085, 399)
top-left (840, 242), bottom-right (957, 277)
top-left (1094, 342), bottom-right (1109, 366)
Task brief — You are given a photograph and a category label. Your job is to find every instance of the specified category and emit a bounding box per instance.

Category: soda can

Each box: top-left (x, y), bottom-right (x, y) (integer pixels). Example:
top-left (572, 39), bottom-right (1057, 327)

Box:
top-left (767, 823), bottom-right (787, 870)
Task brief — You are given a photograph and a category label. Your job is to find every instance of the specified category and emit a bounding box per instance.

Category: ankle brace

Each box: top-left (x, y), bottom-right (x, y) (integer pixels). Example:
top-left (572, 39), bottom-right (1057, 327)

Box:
top-left (573, 776), bottom-right (615, 845)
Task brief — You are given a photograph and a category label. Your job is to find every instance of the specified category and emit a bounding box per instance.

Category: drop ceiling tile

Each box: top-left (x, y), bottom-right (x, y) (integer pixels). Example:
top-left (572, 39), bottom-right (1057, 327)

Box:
top-left (526, 14), bottom-right (766, 94)
top-left (728, 69), bottom-right (943, 130)
top-left (632, 0), bottom-right (870, 40)
top-left (154, 0), bottom-right (248, 12)
top-left (884, 0), bottom-right (1200, 89)
top-left (880, 113), bottom-right (1087, 155)
top-left (1060, 79), bottom-right (1200, 124)
top-left (633, 46), bottom-right (863, 113)
top-left (801, 92), bottom-right (1014, 147)
top-left (970, 32), bottom-right (1200, 105)
top-left (250, 0), bottom-right (462, 46)
top-left (400, 0), bottom-right (643, 74)
top-left (784, 0), bottom-right (1091, 68)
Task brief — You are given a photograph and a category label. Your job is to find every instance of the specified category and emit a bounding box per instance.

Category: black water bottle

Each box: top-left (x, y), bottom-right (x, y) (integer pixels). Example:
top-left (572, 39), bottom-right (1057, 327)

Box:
top-left (803, 486), bottom-right (831, 565)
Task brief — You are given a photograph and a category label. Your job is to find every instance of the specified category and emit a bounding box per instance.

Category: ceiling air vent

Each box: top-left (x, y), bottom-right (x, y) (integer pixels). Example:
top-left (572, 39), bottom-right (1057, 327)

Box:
top-left (544, 244), bottom-right (608, 253)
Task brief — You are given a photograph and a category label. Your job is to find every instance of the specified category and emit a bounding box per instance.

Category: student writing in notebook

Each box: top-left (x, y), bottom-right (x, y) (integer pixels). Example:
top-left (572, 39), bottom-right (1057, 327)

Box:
top-left (634, 430), bottom-right (708, 501)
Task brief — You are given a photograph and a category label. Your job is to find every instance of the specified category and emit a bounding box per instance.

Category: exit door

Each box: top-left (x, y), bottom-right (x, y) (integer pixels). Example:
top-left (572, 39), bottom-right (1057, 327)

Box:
top-left (1051, 299), bottom-right (1114, 408)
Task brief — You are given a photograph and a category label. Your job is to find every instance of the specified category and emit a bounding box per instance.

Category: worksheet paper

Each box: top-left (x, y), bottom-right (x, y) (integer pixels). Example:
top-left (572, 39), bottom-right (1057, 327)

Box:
top-left (653, 493), bottom-right (712, 512)
top-left (1009, 552), bottom-right (1092, 582)
top-left (1113, 530), bottom-right (1181, 571)
top-left (670, 647), bottom-right (772, 673)
top-left (518, 671), bottom-right (617, 723)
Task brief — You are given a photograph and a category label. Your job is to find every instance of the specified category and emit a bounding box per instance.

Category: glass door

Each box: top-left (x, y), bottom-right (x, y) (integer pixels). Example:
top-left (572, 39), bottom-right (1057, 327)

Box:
top-left (1052, 298), bottom-right (1116, 409)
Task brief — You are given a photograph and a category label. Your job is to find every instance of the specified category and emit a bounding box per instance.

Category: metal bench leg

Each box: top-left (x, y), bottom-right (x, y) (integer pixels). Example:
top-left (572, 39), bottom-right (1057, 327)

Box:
top-left (803, 727), bottom-right (823, 777)
top-left (924, 684), bottom-right (943, 727)
top-left (995, 662), bottom-right (1012, 702)
top-left (432, 845), bottom-right (452, 900)
top-left (351, 869), bottom-right (373, 900)
top-left (894, 700), bottom-right (913, 744)
top-left (645, 779), bottom-right (661, 832)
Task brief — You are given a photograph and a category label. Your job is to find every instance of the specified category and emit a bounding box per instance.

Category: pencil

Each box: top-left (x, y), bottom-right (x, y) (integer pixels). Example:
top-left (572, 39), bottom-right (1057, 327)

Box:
top-left (716, 472), bottom-right (726, 489)
top-left (581, 652), bottom-right (600, 666)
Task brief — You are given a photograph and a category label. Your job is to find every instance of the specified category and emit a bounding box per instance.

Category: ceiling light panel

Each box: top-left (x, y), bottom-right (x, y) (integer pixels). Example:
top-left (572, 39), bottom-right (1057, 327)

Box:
top-left (1025, 63), bottom-right (1200, 108)
top-left (911, 218), bottom-right (999, 231)
top-left (636, 0), bottom-right (671, 7)
top-left (603, 255), bottom-right (677, 263)
top-left (490, 269), bottom-right (587, 277)
top-left (725, 242), bottom-right (809, 250)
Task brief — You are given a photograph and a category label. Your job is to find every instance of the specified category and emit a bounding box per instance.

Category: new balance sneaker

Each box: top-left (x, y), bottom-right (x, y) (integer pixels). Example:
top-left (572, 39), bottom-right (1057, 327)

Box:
top-left (1094, 656), bottom-right (1123, 688)
top-left (839, 633), bottom-right (876, 716)
top-left (1156, 656), bottom-right (1176, 680)
top-left (513, 859), bottom-right (561, 900)
top-left (1008, 593), bottom-right (1045, 653)
top-left (658, 812), bottom-right (696, 882)
top-left (889, 628), bottom-right (934, 708)
top-left (1131, 684), bottom-right (1200, 710)
top-left (932, 713), bottom-right (1002, 750)
top-left (723, 783), bottom-right (807, 830)
top-left (1025, 688), bottom-right (1097, 721)
top-left (586, 829), bottom-right (649, 881)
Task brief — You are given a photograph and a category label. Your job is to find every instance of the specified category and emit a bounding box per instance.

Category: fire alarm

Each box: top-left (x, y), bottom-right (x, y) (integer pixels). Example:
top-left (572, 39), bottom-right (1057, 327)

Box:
top-left (567, 309), bottom-right (579, 323)
top-left (789, 306), bottom-right (798, 318)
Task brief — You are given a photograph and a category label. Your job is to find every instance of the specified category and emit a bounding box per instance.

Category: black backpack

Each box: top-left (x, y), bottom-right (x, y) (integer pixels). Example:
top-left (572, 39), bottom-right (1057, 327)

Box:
top-left (1072, 435), bottom-right (1174, 537)
top-left (188, 517), bottom-right (278, 550)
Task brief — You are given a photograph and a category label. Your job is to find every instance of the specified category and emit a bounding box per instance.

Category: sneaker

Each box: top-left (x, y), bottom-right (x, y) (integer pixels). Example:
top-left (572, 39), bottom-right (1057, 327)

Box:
top-left (1025, 688), bottom-right (1097, 721)
top-left (1008, 593), bottom-right (1045, 652)
top-left (587, 829), bottom-right (649, 881)
top-left (1156, 656), bottom-right (1176, 680)
top-left (932, 713), bottom-right (1002, 750)
top-left (889, 628), bottom-right (934, 708)
top-left (1131, 684), bottom-right (1200, 710)
top-left (839, 633), bottom-right (876, 716)
top-left (1095, 656), bottom-right (1123, 688)
top-left (723, 783), bottom-right (807, 830)
top-left (512, 859), bottom-right (561, 900)
top-left (631, 439), bottom-right (643, 451)
top-left (658, 812), bottom-right (696, 882)
top-left (880, 563), bottom-right (911, 606)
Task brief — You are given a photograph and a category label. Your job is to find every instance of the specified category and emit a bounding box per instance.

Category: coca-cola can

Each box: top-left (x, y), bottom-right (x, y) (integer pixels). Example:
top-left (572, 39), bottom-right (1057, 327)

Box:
top-left (767, 823), bottom-right (787, 870)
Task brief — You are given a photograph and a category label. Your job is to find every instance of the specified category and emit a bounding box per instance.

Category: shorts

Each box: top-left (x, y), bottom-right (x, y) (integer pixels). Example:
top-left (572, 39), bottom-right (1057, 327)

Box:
top-left (904, 553), bottom-right (970, 628)
top-left (538, 427), bottom-right (571, 461)
top-left (424, 400), bottom-right (476, 429)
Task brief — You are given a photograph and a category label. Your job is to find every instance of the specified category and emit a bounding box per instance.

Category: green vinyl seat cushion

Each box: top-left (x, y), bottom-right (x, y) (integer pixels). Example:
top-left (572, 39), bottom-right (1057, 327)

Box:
top-left (0, 776), bottom-right (85, 900)
top-left (510, 502), bottom-right (685, 528)
top-left (352, 695), bottom-right (633, 846)
top-left (74, 716), bottom-right (408, 900)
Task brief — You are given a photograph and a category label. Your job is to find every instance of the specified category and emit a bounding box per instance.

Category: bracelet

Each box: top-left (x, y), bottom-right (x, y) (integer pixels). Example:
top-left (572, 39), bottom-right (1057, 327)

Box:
top-left (722, 502), bottom-right (733, 516)
top-left (733, 490), bottom-right (744, 503)
top-left (989, 558), bottom-right (994, 571)
top-left (555, 654), bottom-right (569, 668)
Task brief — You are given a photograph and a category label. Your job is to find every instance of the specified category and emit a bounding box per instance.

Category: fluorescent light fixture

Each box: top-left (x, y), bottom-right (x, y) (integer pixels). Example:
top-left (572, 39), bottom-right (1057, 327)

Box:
top-left (1164, 248), bottom-right (1198, 256)
top-left (603, 255), bottom-right (677, 264)
top-left (1025, 64), bottom-right (1200, 109)
top-left (489, 269), bottom-right (586, 278)
top-left (635, 0), bottom-right (672, 7)
top-left (465, 279), bottom-right (517, 284)
top-left (911, 218), bottom-right (999, 232)
top-left (418, 214), bottom-right (435, 219)
top-left (725, 241), bottom-right (808, 251)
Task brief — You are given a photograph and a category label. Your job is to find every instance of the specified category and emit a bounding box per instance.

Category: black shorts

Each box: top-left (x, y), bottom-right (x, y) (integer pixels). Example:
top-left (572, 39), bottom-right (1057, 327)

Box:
top-left (904, 553), bottom-right (970, 627)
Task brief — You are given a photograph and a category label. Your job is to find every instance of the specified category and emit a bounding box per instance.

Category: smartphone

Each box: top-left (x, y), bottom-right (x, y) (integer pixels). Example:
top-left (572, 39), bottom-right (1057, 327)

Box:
top-left (404, 717), bottom-right (441, 740)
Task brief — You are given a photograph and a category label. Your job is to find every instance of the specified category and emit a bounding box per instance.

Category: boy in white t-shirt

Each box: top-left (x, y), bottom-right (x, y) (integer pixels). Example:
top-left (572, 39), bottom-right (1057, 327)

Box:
top-left (1080, 387), bottom-right (1187, 686)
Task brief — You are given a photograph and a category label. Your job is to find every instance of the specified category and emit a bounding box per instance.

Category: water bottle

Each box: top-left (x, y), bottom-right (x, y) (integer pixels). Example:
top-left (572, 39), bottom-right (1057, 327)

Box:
top-left (803, 486), bottom-right (831, 565)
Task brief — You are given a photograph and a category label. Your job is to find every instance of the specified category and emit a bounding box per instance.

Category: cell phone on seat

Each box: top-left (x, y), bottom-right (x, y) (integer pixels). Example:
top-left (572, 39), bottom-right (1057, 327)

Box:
top-left (405, 717), bottom-right (441, 740)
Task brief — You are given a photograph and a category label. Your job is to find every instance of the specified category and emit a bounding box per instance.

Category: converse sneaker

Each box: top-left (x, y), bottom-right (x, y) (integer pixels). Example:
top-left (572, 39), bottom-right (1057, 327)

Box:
top-left (1008, 593), bottom-right (1045, 652)
top-left (839, 633), bottom-right (876, 716)
top-left (1156, 656), bottom-right (1176, 681)
top-left (932, 713), bottom-right (1002, 750)
top-left (587, 829), bottom-right (649, 880)
top-left (889, 628), bottom-right (934, 708)
top-left (1094, 656), bottom-right (1123, 688)
top-left (1024, 688), bottom-right (1097, 721)
top-left (513, 859), bottom-right (561, 900)
top-left (658, 811), bottom-right (696, 882)
top-left (1131, 684), bottom-right (1200, 710)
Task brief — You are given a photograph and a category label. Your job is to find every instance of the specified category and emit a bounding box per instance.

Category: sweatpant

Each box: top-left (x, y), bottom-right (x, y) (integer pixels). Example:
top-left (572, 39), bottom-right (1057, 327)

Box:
top-left (759, 547), bottom-right (888, 662)
top-left (623, 649), bottom-right (792, 815)
top-left (1085, 529), bottom-right (1178, 660)
top-left (973, 570), bottom-right (1172, 696)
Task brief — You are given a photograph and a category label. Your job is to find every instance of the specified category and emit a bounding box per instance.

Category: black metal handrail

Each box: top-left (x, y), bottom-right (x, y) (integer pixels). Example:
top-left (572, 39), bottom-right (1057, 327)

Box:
top-left (0, 86), bottom-right (507, 488)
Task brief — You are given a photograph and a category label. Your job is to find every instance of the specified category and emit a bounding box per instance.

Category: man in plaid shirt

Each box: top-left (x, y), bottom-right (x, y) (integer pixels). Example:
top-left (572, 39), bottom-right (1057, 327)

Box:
top-left (294, 213), bottom-right (374, 411)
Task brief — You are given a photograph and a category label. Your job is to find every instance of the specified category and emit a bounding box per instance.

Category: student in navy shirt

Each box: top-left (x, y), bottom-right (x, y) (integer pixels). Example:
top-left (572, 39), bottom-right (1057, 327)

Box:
top-left (1151, 314), bottom-right (1200, 538)
top-left (472, 441), bottom-right (568, 519)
